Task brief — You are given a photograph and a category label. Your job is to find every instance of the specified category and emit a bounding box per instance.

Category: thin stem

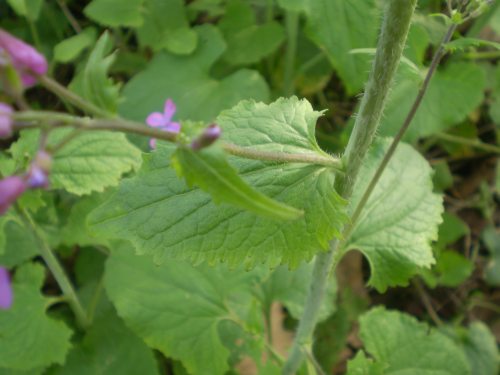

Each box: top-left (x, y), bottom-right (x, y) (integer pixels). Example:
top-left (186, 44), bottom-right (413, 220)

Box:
top-left (434, 132), bottom-right (500, 154)
top-left (344, 24), bottom-right (456, 238)
top-left (412, 279), bottom-right (443, 326)
top-left (12, 111), bottom-right (343, 169)
top-left (17, 207), bottom-right (90, 329)
top-left (27, 18), bottom-right (41, 50)
top-left (283, 10), bottom-right (299, 97)
top-left (57, 0), bottom-right (82, 33)
top-left (38, 75), bottom-right (111, 118)
top-left (282, 2), bottom-right (417, 373)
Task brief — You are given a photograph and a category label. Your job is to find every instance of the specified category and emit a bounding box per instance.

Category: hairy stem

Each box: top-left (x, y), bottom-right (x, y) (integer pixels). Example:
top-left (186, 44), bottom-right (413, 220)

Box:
top-left (17, 207), bottom-right (90, 329)
top-left (282, 2), bottom-right (417, 373)
top-left (12, 111), bottom-right (342, 169)
top-left (344, 23), bottom-right (456, 239)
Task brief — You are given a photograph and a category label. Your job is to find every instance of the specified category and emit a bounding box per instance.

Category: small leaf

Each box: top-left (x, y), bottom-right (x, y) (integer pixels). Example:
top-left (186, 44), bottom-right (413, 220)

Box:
top-left (136, 0), bottom-right (198, 55)
top-left (84, 0), bottom-right (145, 27)
top-left (6, 0), bottom-right (44, 20)
top-left (445, 37), bottom-right (500, 52)
top-left (172, 146), bottom-right (302, 220)
top-left (218, 0), bottom-right (285, 65)
top-left (347, 307), bottom-right (470, 375)
top-left (0, 263), bottom-right (73, 371)
top-left (54, 28), bottom-right (97, 63)
top-left (342, 139), bottom-right (443, 291)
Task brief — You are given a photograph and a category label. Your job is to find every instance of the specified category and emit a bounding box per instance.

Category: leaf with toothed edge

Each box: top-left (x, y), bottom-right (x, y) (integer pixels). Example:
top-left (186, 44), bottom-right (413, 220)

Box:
top-left (88, 97), bottom-right (348, 269)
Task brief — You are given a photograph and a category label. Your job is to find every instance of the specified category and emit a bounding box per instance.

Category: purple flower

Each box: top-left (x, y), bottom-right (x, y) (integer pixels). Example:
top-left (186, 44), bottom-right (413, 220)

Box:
top-left (191, 124), bottom-right (222, 150)
top-left (0, 267), bottom-right (13, 309)
top-left (0, 103), bottom-right (13, 139)
top-left (0, 29), bottom-right (48, 87)
top-left (146, 99), bottom-right (181, 149)
top-left (0, 176), bottom-right (27, 215)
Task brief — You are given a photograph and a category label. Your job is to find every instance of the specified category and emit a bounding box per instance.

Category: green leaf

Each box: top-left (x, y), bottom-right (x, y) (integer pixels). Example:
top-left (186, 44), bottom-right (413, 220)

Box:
top-left (348, 307), bottom-right (470, 375)
top-left (104, 244), bottom-right (264, 375)
top-left (136, 0), bottom-right (198, 55)
top-left (119, 25), bottom-right (269, 123)
top-left (0, 263), bottom-right (73, 371)
top-left (429, 250), bottom-right (474, 287)
top-left (455, 322), bottom-right (500, 375)
top-left (218, 0), bottom-right (285, 65)
top-left (445, 37), bottom-right (500, 52)
top-left (54, 28), bottom-right (97, 63)
top-left (60, 194), bottom-right (110, 247)
top-left (342, 139), bottom-right (443, 292)
top-left (304, 0), bottom-right (379, 94)
top-left (6, 0), bottom-right (43, 20)
top-left (380, 62), bottom-right (486, 141)
top-left (84, 0), bottom-right (145, 27)
top-left (53, 312), bottom-right (160, 375)
top-left (172, 146), bottom-right (302, 220)
top-left (72, 32), bottom-right (121, 114)
top-left (489, 65), bottom-right (500, 125)
top-left (0, 216), bottom-right (38, 267)
top-left (10, 129), bottom-right (141, 196)
top-left (436, 212), bottom-right (469, 248)
top-left (347, 351), bottom-right (384, 375)
top-left (89, 97), bottom-right (347, 268)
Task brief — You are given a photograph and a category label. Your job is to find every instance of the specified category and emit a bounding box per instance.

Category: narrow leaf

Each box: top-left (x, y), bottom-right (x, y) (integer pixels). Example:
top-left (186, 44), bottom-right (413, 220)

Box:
top-left (172, 146), bottom-right (303, 220)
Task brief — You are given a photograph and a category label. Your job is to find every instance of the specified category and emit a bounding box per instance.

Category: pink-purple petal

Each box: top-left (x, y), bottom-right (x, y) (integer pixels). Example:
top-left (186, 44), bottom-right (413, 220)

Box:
top-left (164, 122), bottom-right (181, 134)
top-left (146, 112), bottom-right (166, 127)
top-left (163, 99), bottom-right (177, 122)
top-left (149, 138), bottom-right (157, 149)
top-left (0, 267), bottom-right (13, 309)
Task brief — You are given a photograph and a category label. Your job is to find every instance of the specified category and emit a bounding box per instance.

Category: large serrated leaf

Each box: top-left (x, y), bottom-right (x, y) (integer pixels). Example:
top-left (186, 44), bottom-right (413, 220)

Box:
top-left (342, 139), bottom-right (443, 292)
top-left (89, 97), bottom-right (347, 268)
top-left (172, 146), bottom-right (302, 220)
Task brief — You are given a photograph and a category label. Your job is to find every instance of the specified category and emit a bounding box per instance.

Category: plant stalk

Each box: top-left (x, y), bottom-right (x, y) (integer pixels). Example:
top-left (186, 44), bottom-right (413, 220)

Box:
top-left (17, 207), bottom-right (90, 329)
top-left (283, 10), bottom-right (299, 97)
top-left (282, 1), bottom-right (418, 373)
top-left (38, 75), bottom-right (111, 118)
top-left (13, 111), bottom-right (343, 169)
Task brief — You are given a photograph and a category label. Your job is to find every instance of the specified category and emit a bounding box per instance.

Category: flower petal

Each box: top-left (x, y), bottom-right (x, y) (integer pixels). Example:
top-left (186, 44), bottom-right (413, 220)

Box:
top-left (164, 121), bottom-right (181, 134)
top-left (163, 99), bottom-right (177, 122)
top-left (0, 267), bottom-right (13, 309)
top-left (146, 112), bottom-right (166, 127)
top-left (149, 138), bottom-right (157, 149)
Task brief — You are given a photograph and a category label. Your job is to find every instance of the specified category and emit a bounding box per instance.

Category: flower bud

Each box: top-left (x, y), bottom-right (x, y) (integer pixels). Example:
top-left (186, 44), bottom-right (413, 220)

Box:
top-left (0, 103), bottom-right (13, 139)
top-left (0, 29), bottom-right (48, 87)
top-left (190, 124), bottom-right (222, 151)
top-left (26, 151), bottom-right (52, 189)
top-left (0, 267), bottom-right (13, 309)
top-left (0, 176), bottom-right (27, 215)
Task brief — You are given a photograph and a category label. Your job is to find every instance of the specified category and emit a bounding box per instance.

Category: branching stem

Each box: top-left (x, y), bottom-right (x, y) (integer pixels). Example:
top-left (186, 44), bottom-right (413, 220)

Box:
top-left (12, 111), bottom-right (342, 169)
top-left (17, 206), bottom-right (90, 330)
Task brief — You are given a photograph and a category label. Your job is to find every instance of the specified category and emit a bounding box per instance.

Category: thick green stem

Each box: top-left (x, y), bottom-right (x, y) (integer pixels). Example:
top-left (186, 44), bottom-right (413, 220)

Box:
top-left (13, 111), bottom-right (342, 169)
top-left (283, 10), bottom-right (299, 97)
top-left (17, 207), bottom-right (90, 329)
top-left (282, 2), bottom-right (417, 373)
